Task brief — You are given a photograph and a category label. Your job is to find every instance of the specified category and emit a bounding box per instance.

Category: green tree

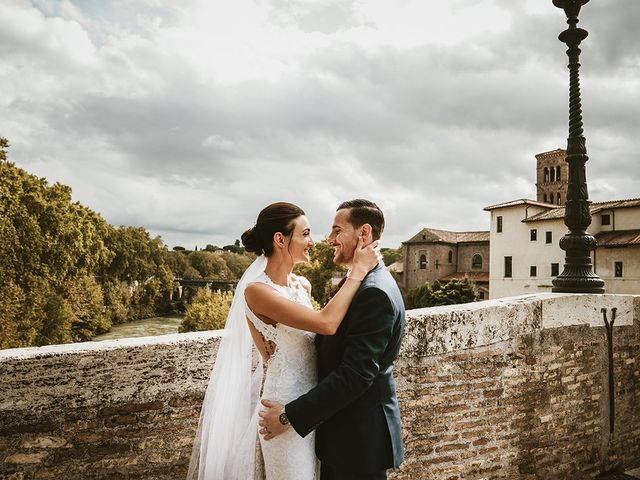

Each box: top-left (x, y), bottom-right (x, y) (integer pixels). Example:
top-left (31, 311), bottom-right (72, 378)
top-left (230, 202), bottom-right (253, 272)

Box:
top-left (381, 247), bottom-right (402, 266)
top-left (102, 280), bottom-right (130, 324)
top-left (179, 289), bottom-right (233, 332)
top-left (222, 239), bottom-right (244, 254)
top-left (66, 276), bottom-right (111, 341)
top-left (40, 294), bottom-right (73, 346)
top-left (0, 153), bottom-right (177, 349)
top-left (0, 279), bottom-right (27, 349)
top-left (220, 251), bottom-right (254, 280)
top-left (0, 137), bottom-right (9, 162)
top-left (183, 265), bottom-right (202, 280)
top-left (166, 250), bottom-right (190, 277)
top-left (188, 251), bottom-right (230, 278)
top-left (405, 278), bottom-right (478, 309)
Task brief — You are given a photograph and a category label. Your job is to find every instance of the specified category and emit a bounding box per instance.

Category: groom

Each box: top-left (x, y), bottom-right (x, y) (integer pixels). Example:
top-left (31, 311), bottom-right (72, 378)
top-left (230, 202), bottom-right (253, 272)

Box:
top-left (260, 199), bottom-right (405, 480)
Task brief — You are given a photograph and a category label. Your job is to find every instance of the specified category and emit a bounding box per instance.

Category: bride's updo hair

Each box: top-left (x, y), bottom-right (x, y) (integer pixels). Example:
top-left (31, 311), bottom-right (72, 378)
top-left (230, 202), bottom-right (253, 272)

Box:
top-left (241, 202), bottom-right (305, 256)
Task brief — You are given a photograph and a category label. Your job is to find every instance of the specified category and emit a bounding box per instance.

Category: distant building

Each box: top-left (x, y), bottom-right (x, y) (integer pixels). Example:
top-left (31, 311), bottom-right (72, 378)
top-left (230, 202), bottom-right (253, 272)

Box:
top-left (535, 149), bottom-right (568, 206)
top-left (401, 228), bottom-right (490, 299)
top-left (401, 148), bottom-right (639, 300)
top-left (485, 198), bottom-right (640, 298)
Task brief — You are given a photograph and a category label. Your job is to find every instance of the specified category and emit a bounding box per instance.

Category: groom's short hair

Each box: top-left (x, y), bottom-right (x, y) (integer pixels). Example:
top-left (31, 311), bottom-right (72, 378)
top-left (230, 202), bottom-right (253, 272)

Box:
top-left (338, 199), bottom-right (385, 241)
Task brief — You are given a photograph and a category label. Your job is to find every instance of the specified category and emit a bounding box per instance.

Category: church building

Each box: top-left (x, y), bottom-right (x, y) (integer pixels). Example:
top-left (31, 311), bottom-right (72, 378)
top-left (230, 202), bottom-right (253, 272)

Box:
top-left (486, 149), bottom-right (640, 298)
top-left (400, 228), bottom-right (490, 299)
top-left (401, 148), bottom-right (640, 300)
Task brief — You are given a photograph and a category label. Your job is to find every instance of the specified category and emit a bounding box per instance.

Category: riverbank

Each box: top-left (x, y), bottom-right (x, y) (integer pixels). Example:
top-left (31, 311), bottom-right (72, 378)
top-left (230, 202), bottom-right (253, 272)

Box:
top-left (91, 314), bottom-right (184, 341)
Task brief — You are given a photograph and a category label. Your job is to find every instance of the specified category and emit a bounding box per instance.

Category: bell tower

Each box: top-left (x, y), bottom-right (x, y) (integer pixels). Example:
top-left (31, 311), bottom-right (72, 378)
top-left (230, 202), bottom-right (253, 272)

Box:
top-left (535, 149), bottom-right (568, 205)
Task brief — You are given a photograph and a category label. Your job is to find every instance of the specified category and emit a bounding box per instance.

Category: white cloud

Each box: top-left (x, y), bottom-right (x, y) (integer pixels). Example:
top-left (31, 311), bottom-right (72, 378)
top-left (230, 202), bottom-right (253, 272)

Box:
top-left (0, 0), bottom-right (638, 250)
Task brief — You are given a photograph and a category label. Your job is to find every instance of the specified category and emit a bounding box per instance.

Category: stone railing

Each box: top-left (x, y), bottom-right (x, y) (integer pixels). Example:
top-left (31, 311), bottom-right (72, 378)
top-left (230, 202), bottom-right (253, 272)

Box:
top-left (1, 293), bottom-right (639, 479)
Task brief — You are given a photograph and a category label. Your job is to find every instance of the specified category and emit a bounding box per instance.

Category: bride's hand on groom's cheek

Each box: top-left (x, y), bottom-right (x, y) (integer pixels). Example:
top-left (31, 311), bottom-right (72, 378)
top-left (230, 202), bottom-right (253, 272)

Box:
top-left (259, 399), bottom-right (287, 440)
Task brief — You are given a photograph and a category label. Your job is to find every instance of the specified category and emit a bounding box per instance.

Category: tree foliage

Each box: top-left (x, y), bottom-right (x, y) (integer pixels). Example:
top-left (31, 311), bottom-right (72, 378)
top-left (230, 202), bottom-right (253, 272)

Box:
top-left (0, 153), bottom-right (176, 348)
top-left (0, 137), bottom-right (279, 348)
top-left (188, 251), bottom-right (231, 279)
top-left (381, 247), bottom-right (403, 266)
top-left (0, 137), bottom-right (9, 162)
top-left (405, 278), bottom-right (478, 309)
top-left (179, 289), bottom-right (233, 332)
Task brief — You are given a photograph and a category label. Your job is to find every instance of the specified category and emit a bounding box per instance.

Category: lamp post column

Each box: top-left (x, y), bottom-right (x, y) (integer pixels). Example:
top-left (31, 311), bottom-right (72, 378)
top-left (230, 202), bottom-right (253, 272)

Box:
top-left (552, 0), bottom-right (604, 293)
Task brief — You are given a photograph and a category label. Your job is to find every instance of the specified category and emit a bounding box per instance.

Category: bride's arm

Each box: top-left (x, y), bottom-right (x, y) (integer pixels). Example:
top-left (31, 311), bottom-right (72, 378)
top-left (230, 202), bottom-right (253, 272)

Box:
top-left (245, 238), bottom-right (379, 335)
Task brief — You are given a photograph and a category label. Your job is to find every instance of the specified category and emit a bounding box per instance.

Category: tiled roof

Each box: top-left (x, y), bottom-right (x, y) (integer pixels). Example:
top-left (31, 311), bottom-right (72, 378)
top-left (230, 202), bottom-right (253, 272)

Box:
top-left (534, 148), bottom-right (566, 159)
top-left (591, 198), bottom-right (640, 212)
top-left (456, 231), bottom-right (490, 243)
top-left (524, 198), bottom-right (640, 222)
top-left (405, 228), bottom-right (489, 245)
top-left (524, 208), bottom-right (565, 222)
top-left (595, 230), bottom-right (640, 247)
top-left (483, 199), bottom-right (556, 211)
top-left (441, 272), bottom-right (490, 284)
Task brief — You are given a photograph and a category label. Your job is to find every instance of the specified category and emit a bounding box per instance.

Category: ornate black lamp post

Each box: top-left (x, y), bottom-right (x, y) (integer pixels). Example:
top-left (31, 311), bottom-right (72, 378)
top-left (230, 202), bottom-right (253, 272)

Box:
top-left (551, 0), bottom-right (604, 293)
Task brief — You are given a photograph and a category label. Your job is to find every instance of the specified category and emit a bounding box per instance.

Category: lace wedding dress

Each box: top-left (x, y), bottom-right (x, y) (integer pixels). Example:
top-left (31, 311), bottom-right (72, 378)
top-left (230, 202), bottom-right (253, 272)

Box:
top-left (246, 272), bottom-right (319, 480)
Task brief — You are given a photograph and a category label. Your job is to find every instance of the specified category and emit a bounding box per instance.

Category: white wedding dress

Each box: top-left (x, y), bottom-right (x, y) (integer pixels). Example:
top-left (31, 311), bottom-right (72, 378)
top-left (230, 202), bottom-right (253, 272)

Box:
top-left (246, 272), bottom-right (319, 480)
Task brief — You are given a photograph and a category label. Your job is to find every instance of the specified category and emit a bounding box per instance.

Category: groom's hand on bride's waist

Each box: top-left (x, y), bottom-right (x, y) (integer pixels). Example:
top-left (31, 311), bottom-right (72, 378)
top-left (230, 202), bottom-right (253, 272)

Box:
top-left (259, 399), bottom-right (288, 440)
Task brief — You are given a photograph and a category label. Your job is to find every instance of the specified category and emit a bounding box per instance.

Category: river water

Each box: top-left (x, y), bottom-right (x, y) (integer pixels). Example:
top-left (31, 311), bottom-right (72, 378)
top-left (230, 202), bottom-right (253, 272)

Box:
top-left (92, 314), bottom-right (184, 341)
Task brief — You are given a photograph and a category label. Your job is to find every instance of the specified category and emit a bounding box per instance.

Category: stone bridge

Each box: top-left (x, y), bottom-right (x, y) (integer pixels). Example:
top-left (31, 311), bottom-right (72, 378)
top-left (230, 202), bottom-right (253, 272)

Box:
top-left (171, 278), bottom-right (237, 300)
top-left (1, 293), bottom-right (639, 479)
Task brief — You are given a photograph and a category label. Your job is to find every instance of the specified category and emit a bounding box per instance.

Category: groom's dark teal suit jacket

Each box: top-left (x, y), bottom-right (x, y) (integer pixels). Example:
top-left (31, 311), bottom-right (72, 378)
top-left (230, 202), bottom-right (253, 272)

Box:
top-left (286, 262), bottom-right (405, 473)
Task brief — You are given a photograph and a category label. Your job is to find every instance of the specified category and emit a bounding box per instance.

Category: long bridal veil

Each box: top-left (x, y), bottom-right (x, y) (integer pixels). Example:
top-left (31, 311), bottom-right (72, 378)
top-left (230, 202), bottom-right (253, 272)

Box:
top-left (187, 255), bottom-right (268, 480)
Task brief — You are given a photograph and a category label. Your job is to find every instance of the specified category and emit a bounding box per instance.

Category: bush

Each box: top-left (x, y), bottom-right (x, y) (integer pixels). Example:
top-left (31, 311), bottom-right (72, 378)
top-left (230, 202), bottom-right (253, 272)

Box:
top-left (40, 294), bottom-right (73, 345)
top-left (0, 279), bottom-right (27, 349)
top-left (66, 276), bottom-right (111, 341)
top-left (102, 280), bottom-right (130, 324)
top-left (405, 278), bottom-right (478, 309)
top-left (179, 289), bottom-right (233, 332)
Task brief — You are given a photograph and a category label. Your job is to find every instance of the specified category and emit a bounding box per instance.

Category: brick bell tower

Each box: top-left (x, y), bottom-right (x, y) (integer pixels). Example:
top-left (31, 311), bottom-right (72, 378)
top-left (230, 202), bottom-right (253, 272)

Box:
top-left (535, 149), bottom-right (568, 205)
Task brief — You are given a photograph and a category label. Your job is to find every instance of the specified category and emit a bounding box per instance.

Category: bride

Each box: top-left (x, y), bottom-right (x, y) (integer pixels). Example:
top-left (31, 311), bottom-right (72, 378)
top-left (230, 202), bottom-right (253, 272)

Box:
top-left (186, 202), bottom-right (380, 480)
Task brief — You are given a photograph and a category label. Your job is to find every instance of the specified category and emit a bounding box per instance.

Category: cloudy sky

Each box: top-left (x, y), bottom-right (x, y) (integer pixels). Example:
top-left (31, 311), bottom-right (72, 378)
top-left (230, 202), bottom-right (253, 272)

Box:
top-left (1, 0), bottom-right (639, 249)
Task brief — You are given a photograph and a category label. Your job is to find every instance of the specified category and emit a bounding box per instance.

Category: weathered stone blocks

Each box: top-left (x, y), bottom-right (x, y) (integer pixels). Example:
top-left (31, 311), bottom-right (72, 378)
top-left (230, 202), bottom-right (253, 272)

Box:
top-left (0, 295), bottom-right (639, 479)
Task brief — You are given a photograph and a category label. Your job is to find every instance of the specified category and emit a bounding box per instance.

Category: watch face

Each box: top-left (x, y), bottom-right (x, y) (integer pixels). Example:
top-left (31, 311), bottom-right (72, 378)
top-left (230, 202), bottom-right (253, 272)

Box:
top-left (279, 412), bottom-right (289, 425)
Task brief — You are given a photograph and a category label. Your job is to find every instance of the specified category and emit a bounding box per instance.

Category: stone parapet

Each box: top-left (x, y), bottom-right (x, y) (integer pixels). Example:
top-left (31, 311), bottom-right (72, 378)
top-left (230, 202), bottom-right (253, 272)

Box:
top-left (1, 294), bottom-right (639, 479)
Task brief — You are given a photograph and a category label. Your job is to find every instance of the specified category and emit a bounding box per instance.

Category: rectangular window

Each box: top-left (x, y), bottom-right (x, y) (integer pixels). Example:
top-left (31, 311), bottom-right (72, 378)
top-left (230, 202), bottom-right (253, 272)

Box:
top-left (504, 256), bottom-right (512, 278)
top-left (602, 214), bottom-right (611, 226)
top-left (530, 266), bottom-right (537, 277)
top-left (615, 262), bottom-right (623, 278)
top-left (551, 263), bottom-right (560, 276)
top-left (530, 229), bottom-right (537, 241)
top-left (497, 216), bottom-right (503, 233)
top-left (546, 231), bottom-right (553, 244)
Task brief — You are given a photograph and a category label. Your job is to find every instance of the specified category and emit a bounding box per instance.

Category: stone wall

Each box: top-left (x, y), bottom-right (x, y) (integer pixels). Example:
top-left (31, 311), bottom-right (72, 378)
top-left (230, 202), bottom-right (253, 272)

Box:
top-left (457, 243), bottom-right (489, 274)
top-left (394, 294), bottom-right (640, 479)
top-left (1, 294), bottom-right (639, 480)
top-left (404, 243), bottom-right (458, 291)
top-left (0, 333), bottom-right (220, 480)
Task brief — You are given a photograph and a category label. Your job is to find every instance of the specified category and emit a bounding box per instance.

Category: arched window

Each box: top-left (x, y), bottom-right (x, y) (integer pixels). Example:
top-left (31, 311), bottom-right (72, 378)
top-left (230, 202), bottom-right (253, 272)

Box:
top-left (556, 166), bottom-right (561, 181)
top-left (419, 254), bottom-right (427, 269)
top-left (472, 254), bottom-right (483, 269)
top-left (557, 193), bottom-right (561, 205)
top-left (550, 167), bottom-right (556, 182)
top-left (544, 167), bottom-right (549, 182)
top-left (448, 250), bottom-right (453, 263)
top-left (550, 193), bottom-right (554, 204)
top-left (543, 193), bottom-right (547, 203)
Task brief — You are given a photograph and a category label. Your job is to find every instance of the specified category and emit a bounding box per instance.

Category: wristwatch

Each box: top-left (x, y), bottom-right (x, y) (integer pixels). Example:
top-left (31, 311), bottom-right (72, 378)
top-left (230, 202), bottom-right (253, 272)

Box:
top-left (279, 407), bottom-right (289, 426)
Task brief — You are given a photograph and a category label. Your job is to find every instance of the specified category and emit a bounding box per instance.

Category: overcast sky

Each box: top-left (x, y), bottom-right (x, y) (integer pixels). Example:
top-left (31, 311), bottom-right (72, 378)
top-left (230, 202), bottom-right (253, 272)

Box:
top-left (1, 0), bottom-right (639, 249)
